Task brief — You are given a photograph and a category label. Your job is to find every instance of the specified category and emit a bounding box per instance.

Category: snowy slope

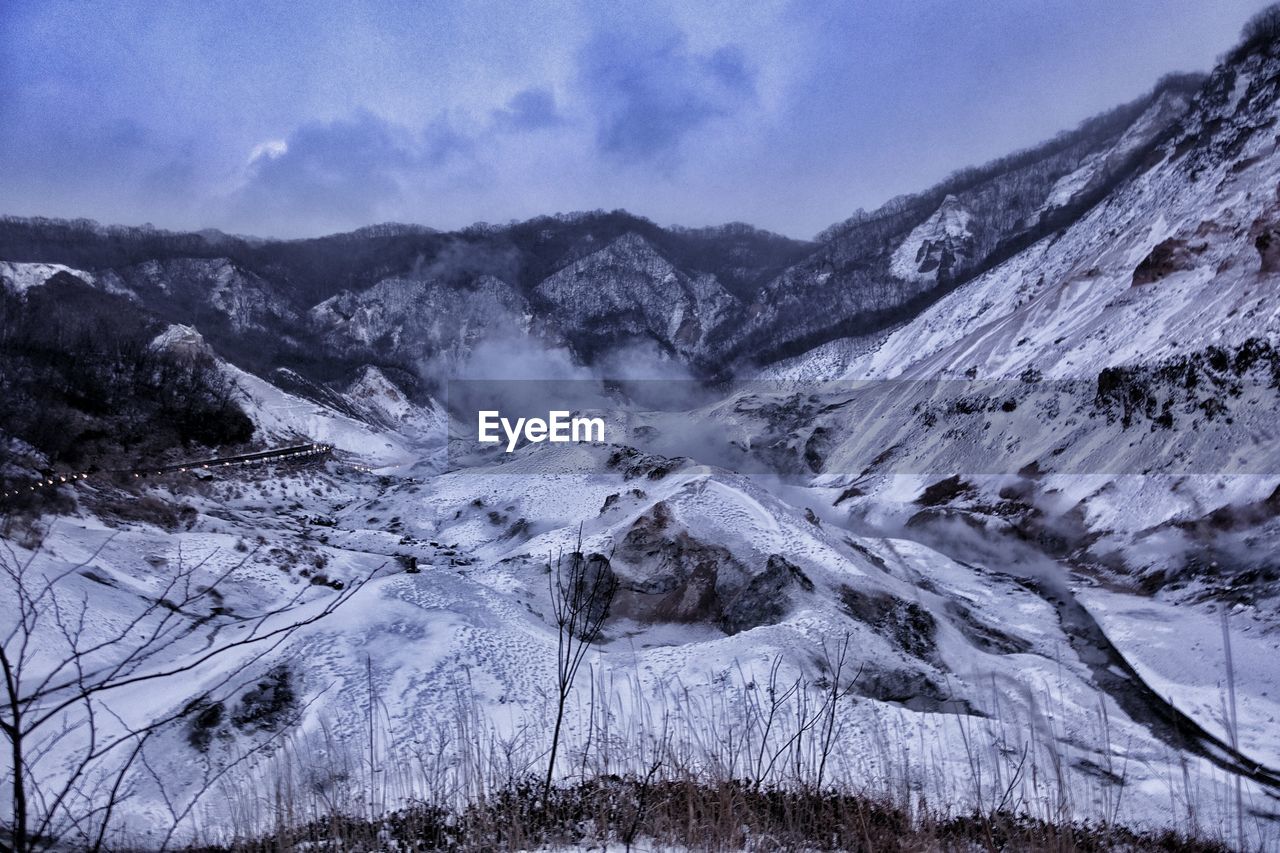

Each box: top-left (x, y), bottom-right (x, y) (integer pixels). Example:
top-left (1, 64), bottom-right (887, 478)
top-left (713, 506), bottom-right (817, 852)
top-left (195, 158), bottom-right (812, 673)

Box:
top-left (149, 325), bottom-right (430, 468)
top-left (534, 232), bottom-right (739, 357)
top-left (732, 43), bottom-right (1280, 813)
top-left (827, 56), bottom-right (1280, 381)
top-left (8, 436), bottom-right (1273, 844)
top-left (0, 260), bottom-right (97, 294)
top-left (309, 273), bottom-right (530, 360)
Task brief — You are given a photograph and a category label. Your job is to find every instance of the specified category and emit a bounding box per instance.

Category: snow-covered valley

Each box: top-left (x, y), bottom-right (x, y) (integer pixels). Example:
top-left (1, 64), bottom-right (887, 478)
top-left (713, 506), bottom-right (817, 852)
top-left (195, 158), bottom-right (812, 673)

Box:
top-left (5, 363), bottom-right (1278, 848)
top-left (6, 18), bottom-right (1280, 853)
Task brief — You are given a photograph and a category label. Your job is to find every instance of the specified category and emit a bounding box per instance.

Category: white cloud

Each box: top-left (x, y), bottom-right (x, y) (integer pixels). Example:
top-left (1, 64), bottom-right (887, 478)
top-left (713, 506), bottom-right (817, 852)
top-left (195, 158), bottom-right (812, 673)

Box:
top-left (248, 139), bottom-right (288, 163)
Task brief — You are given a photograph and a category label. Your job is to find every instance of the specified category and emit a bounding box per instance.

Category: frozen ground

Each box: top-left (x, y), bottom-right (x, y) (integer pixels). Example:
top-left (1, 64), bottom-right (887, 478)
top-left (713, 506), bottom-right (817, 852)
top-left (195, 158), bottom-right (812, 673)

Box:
top-left (6, 404), bottom-right (1278, 848)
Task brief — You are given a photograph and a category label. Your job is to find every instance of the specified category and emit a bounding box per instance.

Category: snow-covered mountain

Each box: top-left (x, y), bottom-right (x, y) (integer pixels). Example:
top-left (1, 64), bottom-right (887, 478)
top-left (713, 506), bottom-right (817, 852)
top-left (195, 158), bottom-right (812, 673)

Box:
top-left (696, 42), bottom-right (1280, 841)
top-left (0, 74), bottom-right (1203, 381)
top-left (310, 273), bottom-right (531, 363)
top-left (793, 63), bottom-right (1280, 383)
top-left (5, 28), bottom-right (1280, 852)
top-left (715, 73), bottom-right (1204, 366)
top-left (534, 232), bottom-right (740, 359)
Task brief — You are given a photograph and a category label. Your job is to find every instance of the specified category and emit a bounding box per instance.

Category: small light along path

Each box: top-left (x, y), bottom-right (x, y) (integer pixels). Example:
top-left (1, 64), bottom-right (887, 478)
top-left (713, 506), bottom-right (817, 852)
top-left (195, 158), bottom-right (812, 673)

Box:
top-left (1, 443), bottom-right (335, 500)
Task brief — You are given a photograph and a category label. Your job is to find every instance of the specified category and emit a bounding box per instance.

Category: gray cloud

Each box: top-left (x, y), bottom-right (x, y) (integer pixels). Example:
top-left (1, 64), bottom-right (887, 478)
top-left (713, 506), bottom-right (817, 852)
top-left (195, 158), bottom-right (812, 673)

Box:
top-left (2, 0), bottom-right (1271, 239)
top-left (225, 110), bottom-right (471, 235)
top-left (577, 28), bottom-right (756, 164)
top-left (492, 87), bottom-right (566, 132)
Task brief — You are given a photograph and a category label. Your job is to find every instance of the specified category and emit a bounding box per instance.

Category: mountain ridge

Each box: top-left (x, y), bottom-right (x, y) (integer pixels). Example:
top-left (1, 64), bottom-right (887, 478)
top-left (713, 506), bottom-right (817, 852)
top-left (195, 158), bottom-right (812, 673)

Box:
top-left (0, 71), bottom-right (1209, 383)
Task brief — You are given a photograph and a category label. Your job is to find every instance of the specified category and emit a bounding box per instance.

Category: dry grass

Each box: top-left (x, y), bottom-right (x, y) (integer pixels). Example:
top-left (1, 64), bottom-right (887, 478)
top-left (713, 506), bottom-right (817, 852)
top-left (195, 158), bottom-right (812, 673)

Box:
top-left (191, 776), bottom-right (1230, 852)
top-left (164, 655), bottom-right (1262, 853)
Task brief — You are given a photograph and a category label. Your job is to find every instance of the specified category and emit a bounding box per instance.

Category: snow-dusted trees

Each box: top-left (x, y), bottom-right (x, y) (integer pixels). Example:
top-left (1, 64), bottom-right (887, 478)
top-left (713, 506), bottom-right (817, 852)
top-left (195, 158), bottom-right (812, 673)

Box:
top-left (0, 539), bottom-right (362, 853)
top-left (0, 283), bottom-right (253, 475)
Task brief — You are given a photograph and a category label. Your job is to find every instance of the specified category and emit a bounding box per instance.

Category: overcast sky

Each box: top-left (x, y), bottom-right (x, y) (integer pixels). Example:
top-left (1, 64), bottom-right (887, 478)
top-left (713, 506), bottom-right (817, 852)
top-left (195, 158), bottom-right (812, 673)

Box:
top-left (0, 0), bottom-right (1271, 240)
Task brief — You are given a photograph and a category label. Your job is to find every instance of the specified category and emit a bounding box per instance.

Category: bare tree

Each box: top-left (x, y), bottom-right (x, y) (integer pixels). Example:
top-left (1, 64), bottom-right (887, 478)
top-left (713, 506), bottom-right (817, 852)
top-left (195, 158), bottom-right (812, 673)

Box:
top-left (814, 633), bottom-right (860, 791)
top-left (1241, 3), bottom-right (1280, 50)
top-left (0, 535), bottom-right (366, 853)
top-left (544, 533), bottom-right (618, 800)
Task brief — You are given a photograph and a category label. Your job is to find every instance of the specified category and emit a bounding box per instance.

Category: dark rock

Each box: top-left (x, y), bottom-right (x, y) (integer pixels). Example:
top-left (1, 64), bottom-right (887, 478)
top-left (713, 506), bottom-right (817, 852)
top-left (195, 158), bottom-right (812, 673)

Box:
top-left (606, 447), bottom-right (685, 481)
top-left (914, 475), bottom-right (975, 507)
top-left (856, 667), bottom-right (971, 714)
top-left (231, 666), bottom-right (298, 734)
top-left (944, 601), bottom-right (1031, 655)
top-left (184, 698), bottom-right (226, 752)
top-left (1132, 238), bottom-right (1199, 286)
top-left (1252, 218), bottom-right (1280, 272)
top-left (840, 586), bottom-right (938, 660)
top-left (720, 555), bottom-right (814, 635)
top-left (833, 485), bottom-right (865, 505)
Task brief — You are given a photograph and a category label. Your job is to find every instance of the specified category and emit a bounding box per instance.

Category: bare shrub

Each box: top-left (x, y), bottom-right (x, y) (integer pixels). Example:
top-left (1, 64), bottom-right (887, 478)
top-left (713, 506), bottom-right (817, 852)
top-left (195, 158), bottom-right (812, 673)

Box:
top-left (544, 534), bottom-right (618, 799)
top-left (0, 538), bottom-right (365, 852)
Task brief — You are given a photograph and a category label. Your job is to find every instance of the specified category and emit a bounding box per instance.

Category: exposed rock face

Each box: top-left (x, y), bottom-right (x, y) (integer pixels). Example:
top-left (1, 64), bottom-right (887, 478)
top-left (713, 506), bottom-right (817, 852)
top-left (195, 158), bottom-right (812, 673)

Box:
top-left (309, 274), bottom-right (530, 362)
top-left (106, 258), bottom-right (297, 333)
top-left (345, 365), bottom-right (448, 437)
top-left (856, 668), bottom-right (958, 712)
top-left (0, 261), bottom-right (98, 296)
top-left (610, 504), bottom-right (814, 632)
top-left (558, 552), bottom-right (618, 639)
top-left (149, 324), bottom-right (216, 358)
top-left (1252, 217), bottom-right (1280, 272)
top-left (606, 446), bottom-right (686, 481)
top-left (650, 561), bottom-right (722, 625)
top-left (534, 232), bottom-right (738, 359)
top-left (1132, 238), bottom-right (1200, 285)
top-left (890, 195), bottom-right (975, 282)
top-left (839, 587), bottom-right (938, 661)
top-left (613, 502), bottom-right (730, 598)
top-left (719, 554), bottom-right (814, 635)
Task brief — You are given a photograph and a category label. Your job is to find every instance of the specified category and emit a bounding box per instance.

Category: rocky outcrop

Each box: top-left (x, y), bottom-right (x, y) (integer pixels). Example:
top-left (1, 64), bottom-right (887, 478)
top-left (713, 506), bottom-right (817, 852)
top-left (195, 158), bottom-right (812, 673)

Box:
top-left (534, 232), bottom-right (738, 359)
top-left (309, 274), bottom-right (529, 362)
top-left (1131, 237), bottom-right (1200, 285)
top-left (840, 587), bottom-right (939, 661)
top-left (890, 195), bottom-right (975, 282)
top-left (610, 503), bottom-right (814, 632)
top-left (719, 554), bottom-right (814, 635)
top-left (106, 258), bottom-right (296, 333)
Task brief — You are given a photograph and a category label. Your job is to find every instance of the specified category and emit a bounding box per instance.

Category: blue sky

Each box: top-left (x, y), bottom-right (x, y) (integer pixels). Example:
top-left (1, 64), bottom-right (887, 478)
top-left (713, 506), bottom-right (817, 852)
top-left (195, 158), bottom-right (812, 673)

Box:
top-left (0, 0), bottom-right (1269, 239)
